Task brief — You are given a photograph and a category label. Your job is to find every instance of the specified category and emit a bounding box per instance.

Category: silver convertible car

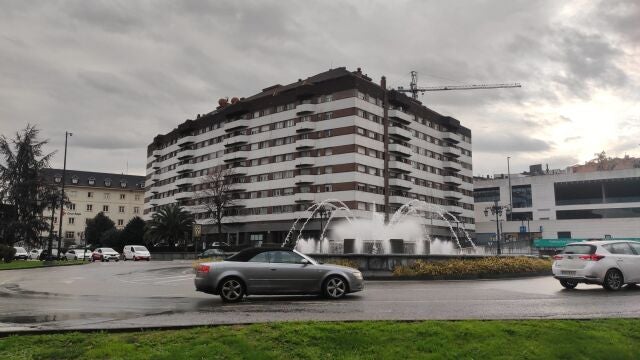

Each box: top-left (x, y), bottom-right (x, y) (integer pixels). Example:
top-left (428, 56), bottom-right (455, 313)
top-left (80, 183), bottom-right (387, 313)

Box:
top-left (195, 247), bottom-right (364, 302)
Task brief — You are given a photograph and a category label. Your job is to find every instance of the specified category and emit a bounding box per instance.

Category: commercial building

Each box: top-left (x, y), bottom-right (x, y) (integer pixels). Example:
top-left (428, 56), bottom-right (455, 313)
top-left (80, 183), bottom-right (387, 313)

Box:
top-left (474, 163), bottom-right (640, 249)
top-left (41, 169), bottom-right (145, 246)
top-left (145, 67), bottom-right (474, 245)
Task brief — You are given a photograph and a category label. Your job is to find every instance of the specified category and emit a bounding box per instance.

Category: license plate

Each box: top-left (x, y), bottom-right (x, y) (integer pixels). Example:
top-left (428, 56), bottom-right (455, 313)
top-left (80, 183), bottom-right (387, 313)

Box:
top-left (561, 271), bottom-right (576, 276)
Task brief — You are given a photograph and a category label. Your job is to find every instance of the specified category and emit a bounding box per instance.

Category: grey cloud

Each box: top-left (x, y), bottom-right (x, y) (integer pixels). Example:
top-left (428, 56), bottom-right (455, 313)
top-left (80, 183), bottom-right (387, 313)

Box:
top-left (473, 133), bottom-right (553, 154)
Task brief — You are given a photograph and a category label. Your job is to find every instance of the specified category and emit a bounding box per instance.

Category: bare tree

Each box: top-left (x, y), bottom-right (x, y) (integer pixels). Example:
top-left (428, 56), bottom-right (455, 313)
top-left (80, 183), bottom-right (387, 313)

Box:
top-left (195, 166), bottom-right (240, 244)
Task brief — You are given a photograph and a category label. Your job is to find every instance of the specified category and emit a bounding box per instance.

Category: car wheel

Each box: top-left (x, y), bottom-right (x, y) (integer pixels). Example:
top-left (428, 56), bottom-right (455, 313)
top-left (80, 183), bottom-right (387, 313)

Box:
top-left (323, 276), bottom-right (347, 299)
top-left (219, 278), bottom-right (245, 303)
top-left (603, 269), bottom-right (624, 291)
top-left (559, 280), bottom-right (578, 289)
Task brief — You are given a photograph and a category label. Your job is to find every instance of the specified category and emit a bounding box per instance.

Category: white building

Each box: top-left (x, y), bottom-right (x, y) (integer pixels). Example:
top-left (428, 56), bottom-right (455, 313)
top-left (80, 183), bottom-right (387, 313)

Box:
top-left (474, 167), bottom-right (640, 247)
top-left (145, 67), bottom-right (474, 246)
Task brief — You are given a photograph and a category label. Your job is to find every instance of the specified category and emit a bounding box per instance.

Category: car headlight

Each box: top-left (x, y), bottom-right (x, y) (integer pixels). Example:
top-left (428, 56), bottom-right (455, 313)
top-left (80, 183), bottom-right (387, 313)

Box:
top-left (352, 271), bottom-right (363, 280)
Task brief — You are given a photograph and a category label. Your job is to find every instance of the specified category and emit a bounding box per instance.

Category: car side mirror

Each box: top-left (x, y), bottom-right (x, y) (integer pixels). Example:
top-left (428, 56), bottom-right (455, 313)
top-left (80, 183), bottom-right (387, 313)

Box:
top-left (300, 258), bottom-right (310, 265)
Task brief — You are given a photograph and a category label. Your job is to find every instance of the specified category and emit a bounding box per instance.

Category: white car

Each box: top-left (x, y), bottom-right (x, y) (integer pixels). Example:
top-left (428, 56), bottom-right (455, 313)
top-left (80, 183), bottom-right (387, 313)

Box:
top-left (28, 249), bottom-right (42, 260)
top-left (13, 247), bottom-right (28, 260)
top-left (122, 245), bottom-right (151, 261)
top-left (65, 249), bottom-right (91, 260)
top-left (552, 240), bottom-right (640, 291)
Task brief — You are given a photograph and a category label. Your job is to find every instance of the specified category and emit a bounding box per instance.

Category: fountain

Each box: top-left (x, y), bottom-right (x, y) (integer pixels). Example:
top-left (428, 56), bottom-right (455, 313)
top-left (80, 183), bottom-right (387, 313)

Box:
top-left (285, 199), bottom-right (479, 255)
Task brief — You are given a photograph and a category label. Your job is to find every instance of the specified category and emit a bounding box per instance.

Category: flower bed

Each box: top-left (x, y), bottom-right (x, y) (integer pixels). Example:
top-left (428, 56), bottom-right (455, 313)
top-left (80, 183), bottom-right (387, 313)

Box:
top-left (393, 256), bottom-right (552, 277)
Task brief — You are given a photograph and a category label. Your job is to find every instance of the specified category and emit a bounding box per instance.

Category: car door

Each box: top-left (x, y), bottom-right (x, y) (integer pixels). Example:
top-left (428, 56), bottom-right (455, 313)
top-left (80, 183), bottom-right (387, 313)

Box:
top-left (625, 242), bottom-right (640, 282)
top-left (268, 251), bottom-right (321, 293)
top-left (608, 242), bottom-right (639, 282)
top-left (241, 252), bottom-right (276, 294)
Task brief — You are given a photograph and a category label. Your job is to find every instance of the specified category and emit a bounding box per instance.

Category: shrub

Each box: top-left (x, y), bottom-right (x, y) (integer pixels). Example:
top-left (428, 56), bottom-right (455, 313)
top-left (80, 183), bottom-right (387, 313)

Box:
top-left (0, 245), bottom-right (17, 263)
top-left (393, 257), bottom-right (552, 277)
top-left (325, 258), bottom-right (360, 269)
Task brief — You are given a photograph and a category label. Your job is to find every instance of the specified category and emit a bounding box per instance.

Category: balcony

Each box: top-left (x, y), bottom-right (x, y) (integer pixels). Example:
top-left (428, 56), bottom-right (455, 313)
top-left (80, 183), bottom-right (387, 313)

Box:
top-left (223, 150), bottom-right (250, 162)
top-left (150, 173), bottom-right (160, 182)
top-left (295, 156), bottom-right (314, 167)
top-left (228, 184), bottom-right (247, 193)
top-left (442, 160), bottom-right (462, 172)
top-left (389, 126), bottom-right (412, 141)
top-left (152, 163), bottom-right (160, 170)
top-left (176, 163), bottom-right (194, 173)
top-left (295, 193), bottom-right (316, 202)
top-left (388, 143), bottom-right (412, 157)
top-left (443, 175), bottom-right (462, 185)
top-left (295, 139), bottom-right (315, 150)
top-left (177, 135), bottom-right (195, 147)
top-left (389, 177), bottom-right (414, 189)
top-left (175, 191), bottom-right (194, 201)
top-left (442, 145), bottom-right (461, 157)
top-left (388, 109), bottom-right (413, 124)
top-left (443, 190), bottom-right (462, 200)
top-left (295, 120), bottom-right (316, 132)
top-left (443, 205), bottom-right (462, 215)
top-left (295, 103), bottom-right (316, 115)
top-left (388, 160), bottom-right (413, 173)
top-left (226, 166), bottom-right (248, 176)
top-left (177, 149), bottom-right (195, 160)
top-left (295, 175), bottom-right (316, 184)
top-left (152, 149), bottom-right (161, 158)
top-left (388, 194), bottom-right (410, 204)
top-left (224, 119), bottom-right (251, 132)
top-left (151, 189), bottom-right (159, 194)
top-left (224, 134), bottom-right (250, 147)
top-left (174, 177), bottom-right (193, 187)
top-left (443, 132), bottom-right (461, 143)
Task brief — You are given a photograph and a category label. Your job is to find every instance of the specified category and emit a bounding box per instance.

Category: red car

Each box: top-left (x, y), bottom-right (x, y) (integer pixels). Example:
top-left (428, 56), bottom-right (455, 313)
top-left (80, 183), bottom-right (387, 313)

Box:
top-left (91, 248), bottom-right (120, 262)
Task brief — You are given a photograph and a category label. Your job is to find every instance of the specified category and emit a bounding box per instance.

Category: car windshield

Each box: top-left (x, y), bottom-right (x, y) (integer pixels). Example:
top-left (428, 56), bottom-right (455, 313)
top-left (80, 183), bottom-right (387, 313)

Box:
top-left (103, 248), bottom-right (116, 252)
top-left (15, 247), bottom-right (26, 252)
top-left (562, 244), bottom-right (595, 254)
top-left (133, 246), bottom-right (148, 252)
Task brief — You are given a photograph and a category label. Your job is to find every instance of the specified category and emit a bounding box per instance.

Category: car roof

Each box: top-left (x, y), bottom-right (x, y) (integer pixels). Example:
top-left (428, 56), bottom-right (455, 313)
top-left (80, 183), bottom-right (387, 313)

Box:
top-left (226, 246), bottom-right (293, 262)
top-left (567, 240), bottom-right (636, 246)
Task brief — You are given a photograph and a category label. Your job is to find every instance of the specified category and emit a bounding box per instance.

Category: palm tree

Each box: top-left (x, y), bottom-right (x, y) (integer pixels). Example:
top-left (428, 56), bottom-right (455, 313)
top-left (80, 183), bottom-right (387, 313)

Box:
top-left (145, 204), bottom-right (193, 249)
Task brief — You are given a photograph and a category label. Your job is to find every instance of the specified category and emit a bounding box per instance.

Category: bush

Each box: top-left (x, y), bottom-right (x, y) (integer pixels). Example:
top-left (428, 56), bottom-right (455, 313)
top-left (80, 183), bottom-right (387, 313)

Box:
top-left (0, 245), bottom-right (17, 263)
top-left (393, 257), bottom-right (552, 277)
top-left (325, 258), bottom-right (360, 269)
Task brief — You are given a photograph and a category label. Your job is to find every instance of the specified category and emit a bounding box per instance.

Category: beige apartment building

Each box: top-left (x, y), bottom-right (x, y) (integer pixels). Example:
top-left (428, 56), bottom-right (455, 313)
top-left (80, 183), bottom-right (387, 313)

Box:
top-left (41, 169), bottom-right (145, 246)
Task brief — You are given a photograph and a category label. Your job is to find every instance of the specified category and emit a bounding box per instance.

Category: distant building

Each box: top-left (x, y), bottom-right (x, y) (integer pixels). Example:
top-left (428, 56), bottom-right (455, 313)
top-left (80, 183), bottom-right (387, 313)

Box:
top-left (145, 67), bottom-right (474, 246)
top-left (40, 169), bottom-right (145, 246)
top-left (474, 163), bottom-right (640, 249)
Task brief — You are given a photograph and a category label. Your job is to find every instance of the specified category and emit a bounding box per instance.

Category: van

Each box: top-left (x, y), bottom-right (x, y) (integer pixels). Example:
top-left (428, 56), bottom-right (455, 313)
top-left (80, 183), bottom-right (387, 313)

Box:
top-left (123, 245), bottom-right (151, 261)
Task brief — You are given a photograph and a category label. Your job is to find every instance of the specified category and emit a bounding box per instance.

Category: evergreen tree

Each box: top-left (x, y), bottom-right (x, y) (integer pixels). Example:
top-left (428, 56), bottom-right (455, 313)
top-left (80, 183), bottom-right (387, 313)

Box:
top-left (84, 212), bottom-right (115, 247)
top-left (145, 204), bottom-right (193, 248)
top-left (120, 216), bottom-right (146, 246)
top-left (0, 125), bottom-right (55, 247)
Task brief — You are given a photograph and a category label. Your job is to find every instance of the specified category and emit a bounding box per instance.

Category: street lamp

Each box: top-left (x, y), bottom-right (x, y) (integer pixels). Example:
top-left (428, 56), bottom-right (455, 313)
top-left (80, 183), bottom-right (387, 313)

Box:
top-left (315, 205), bottom-right (332, 241)
top-left (484, 200), bottom-right (510, 255)
top-left (56, 131), bottom-right (72, 256)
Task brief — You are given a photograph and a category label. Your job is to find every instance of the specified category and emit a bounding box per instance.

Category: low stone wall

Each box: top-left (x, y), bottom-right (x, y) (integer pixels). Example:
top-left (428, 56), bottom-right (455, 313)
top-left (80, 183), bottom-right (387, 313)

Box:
top-left (152, 252), bottom-right (198, 261)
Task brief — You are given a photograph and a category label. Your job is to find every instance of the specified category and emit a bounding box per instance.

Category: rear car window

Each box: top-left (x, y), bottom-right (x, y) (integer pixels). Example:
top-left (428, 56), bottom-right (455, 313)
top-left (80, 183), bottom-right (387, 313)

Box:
top-left (562, 244), bottom-right (595, 254)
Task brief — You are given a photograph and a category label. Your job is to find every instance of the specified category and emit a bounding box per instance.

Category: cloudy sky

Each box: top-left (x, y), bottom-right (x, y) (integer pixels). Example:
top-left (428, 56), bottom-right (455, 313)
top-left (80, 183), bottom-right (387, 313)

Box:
top-left (1, 0), bottom-right (638, 176)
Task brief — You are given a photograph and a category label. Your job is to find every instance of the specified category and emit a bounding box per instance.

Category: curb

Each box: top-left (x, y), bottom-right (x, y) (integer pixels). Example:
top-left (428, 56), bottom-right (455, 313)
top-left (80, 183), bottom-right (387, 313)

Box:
top-left (0, 261), bottom-right (88, 271)
top-left (364, 271), bottom-right (552, 281)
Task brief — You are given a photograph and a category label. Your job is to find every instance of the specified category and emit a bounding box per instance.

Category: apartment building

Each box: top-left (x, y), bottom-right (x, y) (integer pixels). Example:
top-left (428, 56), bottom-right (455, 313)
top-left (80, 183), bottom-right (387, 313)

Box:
top-left (145, 67), bottom-right (474, 245)
top-left (41, 169), bottom-right (145, 245)
top-left (474, 166), bottom-right (640, 245)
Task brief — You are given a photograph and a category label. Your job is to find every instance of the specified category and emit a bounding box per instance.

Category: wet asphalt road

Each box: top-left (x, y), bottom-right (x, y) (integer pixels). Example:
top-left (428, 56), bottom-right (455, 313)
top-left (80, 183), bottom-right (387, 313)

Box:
top-left (2, 261), bottom-right (640, 332)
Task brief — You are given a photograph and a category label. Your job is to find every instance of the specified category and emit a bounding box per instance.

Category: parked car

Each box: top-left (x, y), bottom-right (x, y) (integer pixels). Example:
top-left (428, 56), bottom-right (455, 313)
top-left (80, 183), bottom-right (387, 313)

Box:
top-left (65, 249), bottom-right (91, 260)
top-left (13, 247), bottom-right (28, 260)
top-left (91, 248), bottom-right (120, 262)
top-left (28, 249), bottom-right (42, 260)
top-left (122, 245), bottom-right (151, 261)
top-left (198, 248), bottom-right (225, 259)
top-left (195, 247), bottom-right (364, 302)
top-left (38, 249), bottom-right (63, 261)
top-left (552, 240), bottom-right (640, 291)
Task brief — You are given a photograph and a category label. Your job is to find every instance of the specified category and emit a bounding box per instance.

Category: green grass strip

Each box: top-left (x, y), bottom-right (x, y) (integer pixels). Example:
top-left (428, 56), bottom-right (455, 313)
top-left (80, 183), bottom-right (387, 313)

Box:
top-left (2, 319), bottom-right (639, 359)
top-left (0, 260), bottom-right (86, 271)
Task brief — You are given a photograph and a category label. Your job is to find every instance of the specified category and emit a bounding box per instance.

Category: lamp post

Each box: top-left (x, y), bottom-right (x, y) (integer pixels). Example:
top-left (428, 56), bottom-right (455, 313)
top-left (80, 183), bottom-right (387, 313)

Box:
top-left (315, 205), bottom-right (332, 241)
top-left (484, 200), bottom-right (510, 255)
top-left (507, 156), bottom-right (512, 221)
top-left (56, 131), bottom-right (72, 257)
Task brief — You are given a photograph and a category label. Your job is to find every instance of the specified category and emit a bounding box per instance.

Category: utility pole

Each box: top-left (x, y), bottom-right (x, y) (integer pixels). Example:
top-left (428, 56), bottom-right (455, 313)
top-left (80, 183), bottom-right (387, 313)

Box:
top-left (507, 156), bottom-right (512, 221)
top-left (57, 131), bottom-right (72, 257)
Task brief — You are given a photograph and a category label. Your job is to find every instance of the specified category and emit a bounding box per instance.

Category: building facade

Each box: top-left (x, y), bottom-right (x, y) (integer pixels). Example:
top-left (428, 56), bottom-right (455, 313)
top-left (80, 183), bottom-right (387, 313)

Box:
top-left (145, 67), bottom-right (474, 246)
top-left (474, 167), bottom-right (640, 245)
top-left (41, 169), bottom-right (145, 246)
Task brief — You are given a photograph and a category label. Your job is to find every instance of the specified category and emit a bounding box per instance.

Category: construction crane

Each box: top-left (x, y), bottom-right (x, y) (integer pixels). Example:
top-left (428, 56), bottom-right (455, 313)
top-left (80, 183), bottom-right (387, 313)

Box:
top-left (397, 71), bottom-right (521, 100)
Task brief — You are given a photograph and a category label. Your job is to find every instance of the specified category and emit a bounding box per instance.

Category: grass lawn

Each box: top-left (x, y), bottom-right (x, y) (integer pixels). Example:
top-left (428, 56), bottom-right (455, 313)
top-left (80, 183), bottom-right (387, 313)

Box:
top-left (0, 260), bottom-right (86, 271)
top-left (1, 319), bottom-right (639, 359)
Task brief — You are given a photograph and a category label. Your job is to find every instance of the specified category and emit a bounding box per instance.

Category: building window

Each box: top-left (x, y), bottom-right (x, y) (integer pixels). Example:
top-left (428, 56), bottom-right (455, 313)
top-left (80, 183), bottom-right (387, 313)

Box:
top-left (473, 187), bottom-right (500, 203)
top-left (104, 178), bottom-right (112, 187)
top-left (135, 195), bottom-right (141, 201)
top-left (133, 206), bottom-right (139, 214)
top-left (67, 203), bottom-right (76, 210)
top-left (86, 204), bottom-right (93, 212)
top-left (88, 177), bottom-right (95, 185)
top-left (120, 194), bottom-right (126, 200)
top-left (119, 206), bottom-right (125, 213)
top-left (120, 180), bottom-right (127, 188)
top-left (104, 193), bottom-right (110, 200)
top-left (512, 185), bottom-right (532, 208)
top-left (324, 184), bottom-right (332, 192)
top-left (117, 219), bottom-right (124, 226)
top-left (65, 231), bottom-right (75, 239)
top-left (88, 191), bottom-right (93, 198)
top-left (54, 174), bottom-right (62, 183)
top-left (71, 176), bottom-right (79, 184)
top-left (103, 205), bottom-right (109, 212)
top-left (68, 217), bottom-right (75, 225)
top-left (557, 231), bottom-right (572, 239)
